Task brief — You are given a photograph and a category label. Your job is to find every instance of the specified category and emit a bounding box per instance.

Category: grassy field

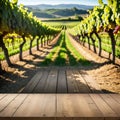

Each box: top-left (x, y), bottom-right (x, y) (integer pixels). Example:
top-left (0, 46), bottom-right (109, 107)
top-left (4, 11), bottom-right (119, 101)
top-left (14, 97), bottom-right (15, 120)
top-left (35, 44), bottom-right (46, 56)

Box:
top-left (43, 21), bottom-right (80, 29)
top-left (41, 31), bottom-right (90, 66)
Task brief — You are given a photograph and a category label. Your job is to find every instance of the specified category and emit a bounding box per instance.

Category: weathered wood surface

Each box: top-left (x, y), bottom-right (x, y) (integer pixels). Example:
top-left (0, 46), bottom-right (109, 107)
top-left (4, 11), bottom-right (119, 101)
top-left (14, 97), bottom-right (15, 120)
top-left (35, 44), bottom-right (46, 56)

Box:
top-left (0, 94), bottom-right (120, 120)
top-left (23, 67), bottom-right (102, 93)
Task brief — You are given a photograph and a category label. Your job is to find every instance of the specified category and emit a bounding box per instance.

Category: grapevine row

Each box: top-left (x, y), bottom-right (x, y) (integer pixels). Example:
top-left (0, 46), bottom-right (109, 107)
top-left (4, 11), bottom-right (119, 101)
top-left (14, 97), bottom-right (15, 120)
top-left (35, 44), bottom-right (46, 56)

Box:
top-left (70, 0), bottom-right (120, 63)
top-left (0, 0), bottom-right (60, 69)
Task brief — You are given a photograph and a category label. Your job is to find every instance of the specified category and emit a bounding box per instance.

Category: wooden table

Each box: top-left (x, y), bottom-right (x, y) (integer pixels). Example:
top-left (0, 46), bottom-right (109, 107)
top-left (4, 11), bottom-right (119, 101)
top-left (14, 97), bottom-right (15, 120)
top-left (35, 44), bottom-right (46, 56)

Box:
top-left (0, 94), bottom-right (120, 120)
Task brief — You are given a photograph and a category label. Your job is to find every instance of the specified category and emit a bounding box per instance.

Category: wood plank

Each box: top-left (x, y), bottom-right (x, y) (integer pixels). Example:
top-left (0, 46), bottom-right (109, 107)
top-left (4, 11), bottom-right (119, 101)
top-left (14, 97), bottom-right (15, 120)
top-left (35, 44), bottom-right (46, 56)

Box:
top-left (71, 118), bottom-right (104, 120)
top-left (90, 94), bottom-right (118, 117)
top-left (57, 94), bottom-right (103, 117)
top-left (33, 69), bottom-right (50, 93)
top-left (0, 94), bottom-right (18, 112)
top-left (43, 68), bottom-right (58, 93)
top-left (4, 118), bottom-right (56, 120)
top-left (104, 118), bottom-right (120, 120)
top-left (100, 94), bottom-right (120, 116)
top-left (57, 68), bottom-right (67, 93)
top-left (57, 117), bottom-right (118, 120)
top-left (70, 69), bottom-right (80, 93)
top-left (0, 94), bottom-right (7, 100)
top-left (110, 94), bottom-right (120, 104)
top-left (73, 70), bottom-right (91, 93)
top-left (13, 94), bottom-right (56, 117)
top-left (82, 94), bottom-right (103, 116)
top-left (80, 71), bottom-right (102, 93)
top-left (0, 94), bottom-right (120, 120)
top-left (66, 68), bottom-right (79, 93)
top-left (23, 71), bottom-right (43, 93)
top-left (0, 94), bottom-right (27, 117)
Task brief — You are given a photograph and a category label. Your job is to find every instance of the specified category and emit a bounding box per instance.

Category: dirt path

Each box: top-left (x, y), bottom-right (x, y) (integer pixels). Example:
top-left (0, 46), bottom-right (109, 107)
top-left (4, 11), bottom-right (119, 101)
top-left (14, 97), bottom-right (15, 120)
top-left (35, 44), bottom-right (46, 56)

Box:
top-left (67, 33), bottom-right (120, 94)
top-left (0, 34), bottom-right (61, 93)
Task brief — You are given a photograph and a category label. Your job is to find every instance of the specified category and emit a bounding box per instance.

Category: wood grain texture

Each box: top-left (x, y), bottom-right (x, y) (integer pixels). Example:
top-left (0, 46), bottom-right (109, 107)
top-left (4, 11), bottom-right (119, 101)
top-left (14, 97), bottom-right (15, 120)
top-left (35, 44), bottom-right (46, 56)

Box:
top-left (13, 94), bottom-right (56, 117)
top-left (0, 94), bottom-right (18, 112)
top-left (0, 94), bottom-right (27, 116)
top-left (90, 94), bottom-right (118, 117)
top-left (43, 69), bottom-right (58, 93)
top-left (57, 68), bottom-right (67, 93)
top-left (23, 71), bottom-right (43, 93)
top-left (57, 94), bottom-right (103, 117)
top-left (33, 69), bottom-right (50, 93)
top-left (22, 67), bottom-right (102, 93)
top-left (0, 94), bottom-right (120, 120)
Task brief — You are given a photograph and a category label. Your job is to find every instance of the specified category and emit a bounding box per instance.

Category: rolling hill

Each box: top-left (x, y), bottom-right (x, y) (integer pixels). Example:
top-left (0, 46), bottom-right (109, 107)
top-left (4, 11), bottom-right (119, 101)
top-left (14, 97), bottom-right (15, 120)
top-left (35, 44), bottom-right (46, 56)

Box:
top-left (26, 4), bottom-right (94, 10)
top-left (27, 7), bottom-right (88, 19)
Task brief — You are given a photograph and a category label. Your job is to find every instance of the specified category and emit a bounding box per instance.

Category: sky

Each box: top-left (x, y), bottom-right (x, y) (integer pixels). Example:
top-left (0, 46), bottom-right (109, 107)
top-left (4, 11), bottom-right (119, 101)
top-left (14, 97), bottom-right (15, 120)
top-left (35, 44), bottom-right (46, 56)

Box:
top-left (18, 0), bottom-right (107, 6)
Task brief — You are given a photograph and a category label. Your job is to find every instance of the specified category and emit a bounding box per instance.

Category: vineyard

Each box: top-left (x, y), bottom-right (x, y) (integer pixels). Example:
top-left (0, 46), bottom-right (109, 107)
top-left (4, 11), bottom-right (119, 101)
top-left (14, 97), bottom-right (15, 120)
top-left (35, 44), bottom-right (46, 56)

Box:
top-left (0, 0), bottom-right (120, 93)
top-left (69, 0), bottom-right (120, 63)
top-left (0, 0), bottom-right (60, 68)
